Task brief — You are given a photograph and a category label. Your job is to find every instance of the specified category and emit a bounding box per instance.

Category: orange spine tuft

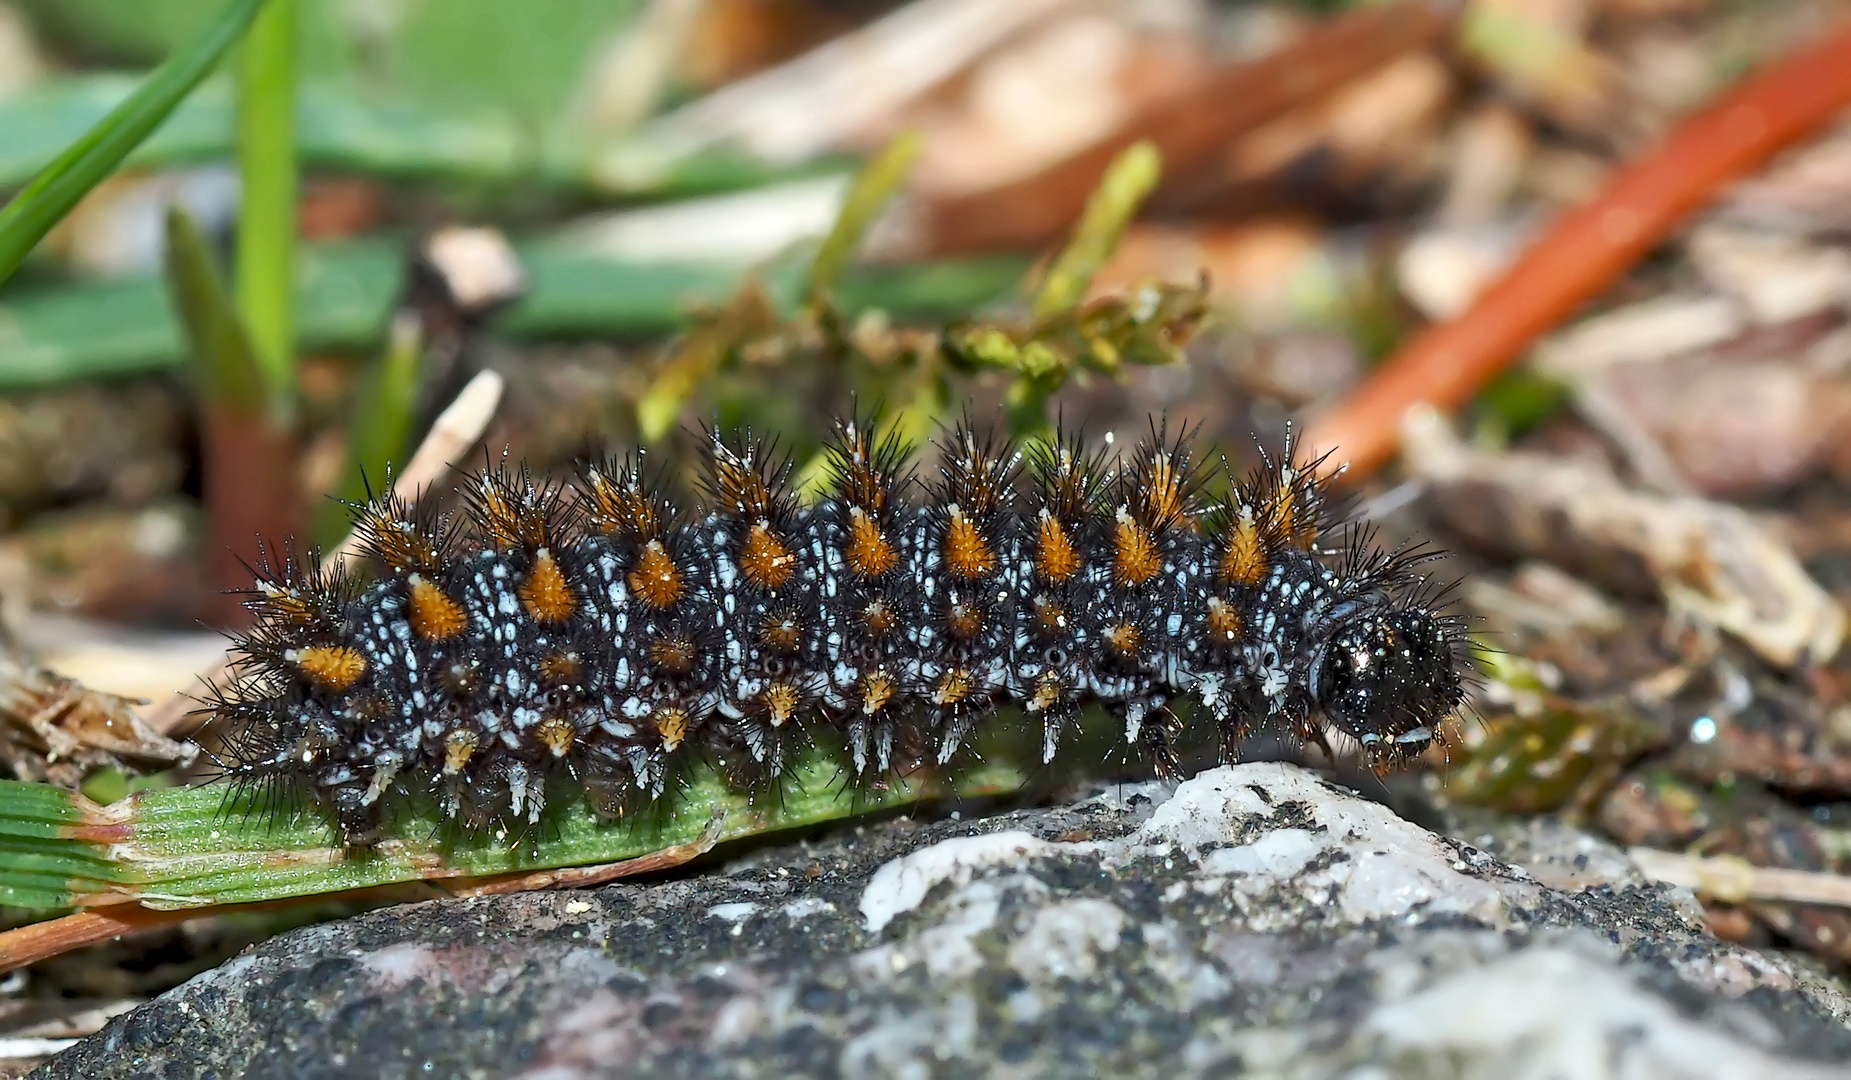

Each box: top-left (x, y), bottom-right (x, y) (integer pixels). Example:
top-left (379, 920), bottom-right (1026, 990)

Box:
top-left (290, 644), bottom-right (368, 692)
top-left (408, 575), bottom-right (469, 640)
top-left (628, 541), bottom-right (684, 609)
top-left (845, 509), bottom-right (899, 578)
top-left (519, 549), bottom-right (580, 623)
top-left (1218, 505), bottom-right (1270, 586)
top-left (739, 523), bottom-right (796, 589)
top-left (1112, 508), bottom-right (1162, 587)
top-left (943, 509), bottom-right (996, 580)
top-left (1034, 512), bottom-right (1082, 583)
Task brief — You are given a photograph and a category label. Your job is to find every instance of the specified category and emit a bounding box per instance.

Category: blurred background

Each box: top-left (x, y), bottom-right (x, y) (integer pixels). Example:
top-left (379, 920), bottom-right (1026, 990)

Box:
top-left (9, 0), bottom-right (1851, 1057)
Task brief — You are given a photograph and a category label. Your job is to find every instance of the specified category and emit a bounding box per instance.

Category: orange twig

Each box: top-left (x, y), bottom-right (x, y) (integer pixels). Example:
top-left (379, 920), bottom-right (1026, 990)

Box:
top-left (1304, 20), bottom-right (1851, 481)
top-left (0, 885), bottom-right (435, 976)
top-left (0, 812), bottom-right (724, 973)
top-left (0, 906), bottom-right (200, 976)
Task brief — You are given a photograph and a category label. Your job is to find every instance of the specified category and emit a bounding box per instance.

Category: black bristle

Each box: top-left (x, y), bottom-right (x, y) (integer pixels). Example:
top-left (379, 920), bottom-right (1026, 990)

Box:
top-left (349, 484), bottom-right (456, 580)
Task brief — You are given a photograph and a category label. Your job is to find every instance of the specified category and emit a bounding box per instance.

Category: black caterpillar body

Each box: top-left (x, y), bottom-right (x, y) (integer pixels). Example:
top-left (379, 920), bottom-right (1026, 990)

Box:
top-left (206, 418), bottom-right (1470, 846)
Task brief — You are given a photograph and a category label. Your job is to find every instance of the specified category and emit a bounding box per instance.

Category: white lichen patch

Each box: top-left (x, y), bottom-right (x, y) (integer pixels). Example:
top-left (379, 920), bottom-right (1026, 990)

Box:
top-left (860, 830), bottom-right (1056, 933)
top-left (1363, 941), bottom-right (1850, 1080)
top-left (856, 763), bottom-right (1524, 981)
top-left (1142, 920), bottom-right (1232, 1008)
top-left (838, 994), bottom-right (983, 1078)
top-left (358, 943), bottom-right (447, 991)
top-left (856, 874), bottom-right (1051, 981)
top-left (1006, 899), bottom-right (1127, 982)
top-left (780, 896), bottom-right (835, 922)
top-left (905, 879), bottom-right (1004, 980)
top-left (1117, 764), bottom-right (1514, 929)
top-left (705, 901), bottom-right (760, 924)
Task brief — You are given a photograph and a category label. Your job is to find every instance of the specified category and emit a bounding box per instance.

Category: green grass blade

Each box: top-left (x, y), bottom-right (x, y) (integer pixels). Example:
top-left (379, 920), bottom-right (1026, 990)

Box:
top-left (164, 206), bottom-right (268, 415)
top-left (0, 779), bottom-right (94, 836)
top-left (0, 746), bottom-right (1031, 912)
top-left (0, 781), bottom-right (119, 907)
top-left (0, 0), bottom-right (269, 288)
top-left (0, 76), bottom-right (825, 197)
top-left (1031, 141), bottom-right (1161, 321)
top-left (0, 709), bottom-right (1126, 914)
top-left (0, 244), bottom-right (1027, 391)
top-left (233, 0), bottom-right (297, 406)
top-left (806, 131), bottom-right (920, 310)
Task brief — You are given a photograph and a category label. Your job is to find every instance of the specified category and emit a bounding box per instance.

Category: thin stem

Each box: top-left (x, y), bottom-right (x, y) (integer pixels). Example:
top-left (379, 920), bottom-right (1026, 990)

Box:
top-left (235, 0), bottom-right (298, 411)
top-left (1032, 141), bottom-right (1160, 321)
top-left (317, 310), bottom-right (423, 548)
top-left (807, 131), bottom-right (921, 310)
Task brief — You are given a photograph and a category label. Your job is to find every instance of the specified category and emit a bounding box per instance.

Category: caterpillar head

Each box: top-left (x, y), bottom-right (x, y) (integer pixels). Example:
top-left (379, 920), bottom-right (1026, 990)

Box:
top-left (1309, 605), bottom-right (1463, 768)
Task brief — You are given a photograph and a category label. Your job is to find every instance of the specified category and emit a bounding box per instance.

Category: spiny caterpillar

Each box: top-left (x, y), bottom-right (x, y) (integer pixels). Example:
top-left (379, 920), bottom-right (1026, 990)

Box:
top-left (203, 417), bottom-right (1470, 847)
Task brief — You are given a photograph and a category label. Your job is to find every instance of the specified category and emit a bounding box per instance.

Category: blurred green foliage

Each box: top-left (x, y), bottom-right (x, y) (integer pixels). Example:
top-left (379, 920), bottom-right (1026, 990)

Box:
top-left (1448, 649), bottom-right (1667, 816)
top-left (164, 205), bottom-right (273, 416)
top-left (0, 241), bottom-right (1027, 390)
top-left (319, 311), bottom-right (420, 546)
top-left (1473, 368), bottom-right (1572, 444)
top-left (20, 0), bottom-right (647, 121)
top-left (636, 140), bottom-right (1202, 457)
top-left (0, 0), bottom-right (268, 288)
top-left (233, 0), bottom-right (299, 407)
top-left (951, 141), bottom-right (1201, 439)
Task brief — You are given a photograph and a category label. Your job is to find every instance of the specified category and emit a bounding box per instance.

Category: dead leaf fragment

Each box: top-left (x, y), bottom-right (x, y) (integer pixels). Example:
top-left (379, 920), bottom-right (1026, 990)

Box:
top-left (1403, 409), bottom-right (1846, 668)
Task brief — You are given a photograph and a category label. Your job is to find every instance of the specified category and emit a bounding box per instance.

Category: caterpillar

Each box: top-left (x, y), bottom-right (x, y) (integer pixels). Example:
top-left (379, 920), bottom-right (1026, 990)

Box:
top-left (202, 416), bottom-right (1471, 847)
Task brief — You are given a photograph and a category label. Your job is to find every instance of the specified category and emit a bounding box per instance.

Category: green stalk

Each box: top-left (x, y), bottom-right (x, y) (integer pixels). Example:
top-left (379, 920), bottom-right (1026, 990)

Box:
top-left (806, 131), bottom-right (921, 310)
top-left (1032, 141), bottom-right (1161, 321)
top-left (234, 0), bottom-right (298, 411)
top-left (0, 247), bottom-right (1028, 392)
top-left (988, 141), bottom-right (1164, 437)
top-left (0, 0), bottom-right (270, 288)
top-left (0, 75), bottom-right (809, 197)
top-left (165, 208), bottom-right (268, 415)
top-left (165, 205), bottom-right (302, 625)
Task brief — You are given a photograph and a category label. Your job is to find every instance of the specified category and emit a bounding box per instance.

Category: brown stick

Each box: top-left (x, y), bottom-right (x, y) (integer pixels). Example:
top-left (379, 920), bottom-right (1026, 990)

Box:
top-left (0, 883), bottom-right (438, 977)
top-left (917, 1), bottom-right (1454, 256)
top-left (141, 370), bottom-right (506, 735)
top-left (1630, 848), bottom-right (1851, 907)
top-left (0, 907), bottom-right (199, 976)
top-left (1304, 19), bottom-right (1851, 482)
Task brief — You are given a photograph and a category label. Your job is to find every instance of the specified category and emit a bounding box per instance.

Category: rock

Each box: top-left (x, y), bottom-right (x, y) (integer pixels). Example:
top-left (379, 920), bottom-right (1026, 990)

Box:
top-left (35, 764), bottom-right (1851, 1079)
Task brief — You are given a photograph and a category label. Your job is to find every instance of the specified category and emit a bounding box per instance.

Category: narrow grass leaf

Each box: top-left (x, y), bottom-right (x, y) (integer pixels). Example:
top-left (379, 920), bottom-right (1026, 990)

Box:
top-left (0, 743), bottom-right (1035, 912)
top-left (1032, 141), bottom-right (1161, 321)
top-left (163, 206), bottom-right (268, 416)
top-left (0, 0), bottom-right (270, 288)
top-left (806, 131), bottom-right (921, 309)
top-left (234, 0), bottom-right (298, 401)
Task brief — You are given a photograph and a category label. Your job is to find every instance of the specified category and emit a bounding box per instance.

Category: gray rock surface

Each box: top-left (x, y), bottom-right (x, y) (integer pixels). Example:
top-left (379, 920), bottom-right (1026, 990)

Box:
top-left (35, 763), bottom-right (1851, 1079)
